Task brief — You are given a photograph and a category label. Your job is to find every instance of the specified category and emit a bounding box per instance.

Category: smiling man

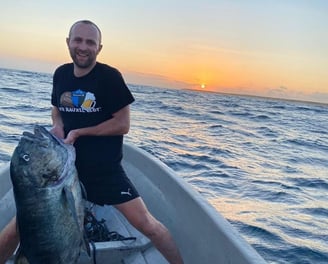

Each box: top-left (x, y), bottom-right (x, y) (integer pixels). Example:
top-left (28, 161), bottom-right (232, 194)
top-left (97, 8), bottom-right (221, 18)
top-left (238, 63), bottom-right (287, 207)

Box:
top-left (54, 20), bottom-right (184, 264)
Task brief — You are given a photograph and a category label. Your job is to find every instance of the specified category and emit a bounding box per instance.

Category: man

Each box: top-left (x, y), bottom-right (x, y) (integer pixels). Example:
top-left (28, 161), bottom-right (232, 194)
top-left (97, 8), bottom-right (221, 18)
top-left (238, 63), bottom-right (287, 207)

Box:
top-left (0, 20), bottom-right (184, 264)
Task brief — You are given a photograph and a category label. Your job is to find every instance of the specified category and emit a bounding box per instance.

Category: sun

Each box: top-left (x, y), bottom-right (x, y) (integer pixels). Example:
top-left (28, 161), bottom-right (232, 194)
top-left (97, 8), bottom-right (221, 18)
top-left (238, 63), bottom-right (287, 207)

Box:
top-left (200, 84), bottom-right (206, 89)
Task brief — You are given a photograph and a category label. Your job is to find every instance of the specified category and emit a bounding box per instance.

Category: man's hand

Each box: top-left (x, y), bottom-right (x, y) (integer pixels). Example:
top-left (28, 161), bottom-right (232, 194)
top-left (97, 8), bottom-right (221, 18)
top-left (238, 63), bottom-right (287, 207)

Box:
top-left (64, 129), bottom-right (80, 145)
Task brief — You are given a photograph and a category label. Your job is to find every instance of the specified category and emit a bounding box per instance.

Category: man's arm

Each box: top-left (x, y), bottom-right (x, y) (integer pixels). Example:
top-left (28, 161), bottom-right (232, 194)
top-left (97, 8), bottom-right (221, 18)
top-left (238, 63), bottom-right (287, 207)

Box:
top-left (64, 105), bottom-right (131, 145)
top-left (50, 106), bottom-right (65, 139)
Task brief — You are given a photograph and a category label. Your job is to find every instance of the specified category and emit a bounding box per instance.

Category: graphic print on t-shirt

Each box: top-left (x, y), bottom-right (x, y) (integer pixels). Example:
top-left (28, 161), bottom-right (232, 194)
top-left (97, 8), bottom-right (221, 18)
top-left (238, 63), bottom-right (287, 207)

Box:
top-left (60, 89), bottom-right (100, 113)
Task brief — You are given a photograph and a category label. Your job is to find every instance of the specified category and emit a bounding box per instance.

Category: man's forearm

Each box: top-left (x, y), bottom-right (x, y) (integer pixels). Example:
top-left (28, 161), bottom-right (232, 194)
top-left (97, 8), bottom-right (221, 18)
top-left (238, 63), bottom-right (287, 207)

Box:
top-left (63, 105), bottom-right (130, 145)
top-left (51, 107), bottom-right (64, 128)
top-left (50, 107), bottom-right (65, 139)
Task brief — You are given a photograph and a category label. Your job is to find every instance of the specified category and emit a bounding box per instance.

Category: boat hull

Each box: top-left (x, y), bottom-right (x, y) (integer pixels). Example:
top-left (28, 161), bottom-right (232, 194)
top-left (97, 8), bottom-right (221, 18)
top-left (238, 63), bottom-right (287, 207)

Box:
top-left (0, 143), bottom-right (267, 264)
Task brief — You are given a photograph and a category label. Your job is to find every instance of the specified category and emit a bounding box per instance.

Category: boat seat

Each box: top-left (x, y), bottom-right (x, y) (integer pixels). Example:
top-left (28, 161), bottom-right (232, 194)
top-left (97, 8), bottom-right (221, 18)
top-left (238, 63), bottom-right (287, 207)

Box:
top-left (0, 189), bottom-right (16, 231)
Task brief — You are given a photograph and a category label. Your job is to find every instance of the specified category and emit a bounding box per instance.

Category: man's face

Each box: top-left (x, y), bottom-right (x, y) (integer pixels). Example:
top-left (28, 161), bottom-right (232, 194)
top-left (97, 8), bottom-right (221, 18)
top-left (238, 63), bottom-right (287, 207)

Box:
top-left (66, 23), bottom-right (102, 69)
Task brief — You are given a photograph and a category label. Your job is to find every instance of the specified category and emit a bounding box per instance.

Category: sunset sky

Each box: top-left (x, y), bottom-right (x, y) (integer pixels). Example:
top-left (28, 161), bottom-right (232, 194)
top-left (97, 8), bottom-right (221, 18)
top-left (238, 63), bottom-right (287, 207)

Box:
top-left (1, 1), bottom-right (327, 103)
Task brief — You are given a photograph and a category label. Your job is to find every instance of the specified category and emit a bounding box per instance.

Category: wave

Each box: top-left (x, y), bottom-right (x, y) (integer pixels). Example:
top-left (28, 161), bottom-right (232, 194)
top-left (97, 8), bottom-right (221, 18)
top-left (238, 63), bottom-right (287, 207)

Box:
top-left (290, 177), bottom-right (328, 190)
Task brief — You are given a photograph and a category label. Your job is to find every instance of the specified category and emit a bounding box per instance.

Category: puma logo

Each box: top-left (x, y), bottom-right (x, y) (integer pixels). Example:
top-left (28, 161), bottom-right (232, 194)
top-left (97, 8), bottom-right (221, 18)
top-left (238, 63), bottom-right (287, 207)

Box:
top-left (121, 188), bottom-right (132, 197)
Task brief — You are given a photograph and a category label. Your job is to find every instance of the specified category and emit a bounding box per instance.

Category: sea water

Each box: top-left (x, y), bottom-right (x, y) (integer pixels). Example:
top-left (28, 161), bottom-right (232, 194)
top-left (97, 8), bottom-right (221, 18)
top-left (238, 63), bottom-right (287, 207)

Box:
top-left (0, 68), bottom-right (327, 263)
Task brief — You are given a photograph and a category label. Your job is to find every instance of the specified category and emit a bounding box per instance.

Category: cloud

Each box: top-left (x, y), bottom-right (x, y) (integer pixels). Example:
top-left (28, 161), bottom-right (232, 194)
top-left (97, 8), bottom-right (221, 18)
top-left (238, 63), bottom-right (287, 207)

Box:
top-left (122, 70), bottom-right (194, 90)
top-left (264, 86), bottom-right (328, 104)
top-left (266, 86), bottom-right (289, 98)
top-left (308, 92), bottom-right (328, 104)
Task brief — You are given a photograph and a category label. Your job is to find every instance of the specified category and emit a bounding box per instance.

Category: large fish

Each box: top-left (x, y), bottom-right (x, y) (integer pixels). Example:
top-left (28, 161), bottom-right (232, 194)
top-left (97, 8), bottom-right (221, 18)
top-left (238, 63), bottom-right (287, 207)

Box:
top-left (10, 125), bottom-right (89, 264)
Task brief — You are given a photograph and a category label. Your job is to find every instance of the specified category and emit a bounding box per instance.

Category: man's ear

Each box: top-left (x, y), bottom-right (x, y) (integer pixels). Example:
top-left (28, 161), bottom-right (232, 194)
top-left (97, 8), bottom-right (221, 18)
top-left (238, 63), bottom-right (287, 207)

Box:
top-left (97, 44), bottom-right (103, 54)
top-left (66, 37), bottom-right (70, 47)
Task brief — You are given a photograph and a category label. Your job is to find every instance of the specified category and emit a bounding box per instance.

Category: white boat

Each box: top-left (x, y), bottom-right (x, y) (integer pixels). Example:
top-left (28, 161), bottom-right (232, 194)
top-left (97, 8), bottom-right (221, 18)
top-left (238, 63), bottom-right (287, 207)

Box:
top-left (0, 143), bottom-right (267, 264)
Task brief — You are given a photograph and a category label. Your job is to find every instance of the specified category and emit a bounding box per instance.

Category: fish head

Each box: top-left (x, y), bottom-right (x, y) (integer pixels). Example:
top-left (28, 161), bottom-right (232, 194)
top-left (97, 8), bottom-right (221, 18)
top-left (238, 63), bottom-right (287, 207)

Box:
top-left (10, 125), bottom-right (75, 188)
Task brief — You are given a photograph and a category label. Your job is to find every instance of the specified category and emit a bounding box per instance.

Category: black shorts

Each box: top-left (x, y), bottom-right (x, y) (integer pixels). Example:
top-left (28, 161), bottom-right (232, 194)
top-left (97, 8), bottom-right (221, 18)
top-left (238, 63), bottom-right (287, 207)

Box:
top-left (77, 163), bottom-right (139, 206)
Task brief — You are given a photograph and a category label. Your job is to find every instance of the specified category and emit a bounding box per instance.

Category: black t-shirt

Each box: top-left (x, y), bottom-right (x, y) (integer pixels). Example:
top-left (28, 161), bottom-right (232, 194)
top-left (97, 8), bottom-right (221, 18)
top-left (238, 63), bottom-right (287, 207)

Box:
top-left (51, 62), bottom-right (134, 167)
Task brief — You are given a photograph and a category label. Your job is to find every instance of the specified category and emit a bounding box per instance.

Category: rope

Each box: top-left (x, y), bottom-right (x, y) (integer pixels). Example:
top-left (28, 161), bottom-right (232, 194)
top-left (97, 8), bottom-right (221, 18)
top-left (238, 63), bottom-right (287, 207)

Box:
top-left (84, 208), bottom-right (136, 243)
top-left (83, 206), bottom-right (137, 263)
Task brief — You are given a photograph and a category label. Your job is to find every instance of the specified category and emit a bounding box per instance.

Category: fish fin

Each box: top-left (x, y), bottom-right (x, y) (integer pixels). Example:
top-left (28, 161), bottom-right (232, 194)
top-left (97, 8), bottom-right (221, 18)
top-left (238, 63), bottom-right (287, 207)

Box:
top-left (63, 186), bottom-right (80, 229)
top-left (14, 247), bottom-right (29, 264)
top-left (79, 181), bottom-right (88, 200)
top-left (62, 186), bottom-right (91, 256)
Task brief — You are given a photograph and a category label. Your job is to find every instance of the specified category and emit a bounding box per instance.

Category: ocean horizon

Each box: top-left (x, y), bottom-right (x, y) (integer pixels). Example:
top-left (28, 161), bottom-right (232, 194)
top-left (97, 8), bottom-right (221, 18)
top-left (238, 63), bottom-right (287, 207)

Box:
top-left (1, 66), bottom-right (327, 106)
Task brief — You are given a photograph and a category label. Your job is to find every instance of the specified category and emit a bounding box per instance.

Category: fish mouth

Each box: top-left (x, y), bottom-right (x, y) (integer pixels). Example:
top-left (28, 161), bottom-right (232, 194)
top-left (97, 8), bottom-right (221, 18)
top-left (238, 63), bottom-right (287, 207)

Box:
top-left (14, 125), bottom-right (76, 187)
top-left (21, 125), bottom-right (62, 147)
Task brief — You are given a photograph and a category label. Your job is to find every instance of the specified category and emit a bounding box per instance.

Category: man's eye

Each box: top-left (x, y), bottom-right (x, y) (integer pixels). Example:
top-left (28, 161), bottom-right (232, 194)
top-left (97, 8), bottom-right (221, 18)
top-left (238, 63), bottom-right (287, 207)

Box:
top-left (73, 38), bottom-right (82, 43)
top-left (86, 40), bottom-right (96, 46)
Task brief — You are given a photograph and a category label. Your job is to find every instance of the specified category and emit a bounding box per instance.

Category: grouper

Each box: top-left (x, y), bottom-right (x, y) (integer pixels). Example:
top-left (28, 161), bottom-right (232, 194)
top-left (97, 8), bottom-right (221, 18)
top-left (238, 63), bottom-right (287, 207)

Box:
top-left (10, 125), bottom-right (89, 264)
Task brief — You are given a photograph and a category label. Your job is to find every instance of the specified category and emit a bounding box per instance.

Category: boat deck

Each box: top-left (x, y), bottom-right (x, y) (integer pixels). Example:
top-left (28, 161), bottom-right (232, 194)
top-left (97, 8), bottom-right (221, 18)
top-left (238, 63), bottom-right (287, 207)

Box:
top-left (5, 202), bottom-right (168, 264)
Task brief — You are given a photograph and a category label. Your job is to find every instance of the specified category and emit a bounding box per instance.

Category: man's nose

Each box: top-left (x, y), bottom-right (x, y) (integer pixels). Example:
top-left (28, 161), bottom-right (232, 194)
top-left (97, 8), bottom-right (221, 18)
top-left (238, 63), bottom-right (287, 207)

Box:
top-left (77, 41), bottom-right (88, 50)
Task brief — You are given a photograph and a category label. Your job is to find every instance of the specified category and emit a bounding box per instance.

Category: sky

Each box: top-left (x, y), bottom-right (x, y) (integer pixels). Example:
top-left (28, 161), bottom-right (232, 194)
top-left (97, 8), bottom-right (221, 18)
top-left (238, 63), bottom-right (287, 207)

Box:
top-left (1, 0), bottom-right (328, 103)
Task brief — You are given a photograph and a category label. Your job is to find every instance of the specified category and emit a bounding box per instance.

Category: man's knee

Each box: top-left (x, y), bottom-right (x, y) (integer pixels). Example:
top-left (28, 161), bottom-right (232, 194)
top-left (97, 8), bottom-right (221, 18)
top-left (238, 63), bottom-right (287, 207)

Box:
top-left (136, 215), bottom-right (167, 238)
top-left (0, 217), bottom-right (19, 263)
top-left (1, 217), bottom-right (18, 239)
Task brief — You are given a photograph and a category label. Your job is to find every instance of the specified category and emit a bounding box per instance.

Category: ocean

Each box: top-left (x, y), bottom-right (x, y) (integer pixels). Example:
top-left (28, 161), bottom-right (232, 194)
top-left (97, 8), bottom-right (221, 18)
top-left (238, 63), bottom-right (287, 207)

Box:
top-left (0, 67), bottom-right (327, 263)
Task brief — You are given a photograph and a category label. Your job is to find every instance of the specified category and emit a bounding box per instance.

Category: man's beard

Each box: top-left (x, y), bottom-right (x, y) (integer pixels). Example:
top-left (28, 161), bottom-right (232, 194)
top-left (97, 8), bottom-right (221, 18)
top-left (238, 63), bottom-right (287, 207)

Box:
top-left (70, 49), bottom-right (95, 69)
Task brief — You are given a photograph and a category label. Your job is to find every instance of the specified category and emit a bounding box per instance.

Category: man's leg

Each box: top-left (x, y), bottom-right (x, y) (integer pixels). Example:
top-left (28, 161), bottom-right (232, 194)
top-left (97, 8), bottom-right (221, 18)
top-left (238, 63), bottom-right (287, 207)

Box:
top-left (115, 197), bottom-right (184, 264)
top-left (0, 217), bottom-right (19, 264)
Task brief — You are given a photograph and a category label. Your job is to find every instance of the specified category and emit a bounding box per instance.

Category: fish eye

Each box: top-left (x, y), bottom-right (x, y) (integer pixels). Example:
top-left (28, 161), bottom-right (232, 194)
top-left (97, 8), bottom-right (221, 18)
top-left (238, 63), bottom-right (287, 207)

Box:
top-left (21, 154), bottom-right (30, 162)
